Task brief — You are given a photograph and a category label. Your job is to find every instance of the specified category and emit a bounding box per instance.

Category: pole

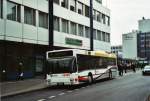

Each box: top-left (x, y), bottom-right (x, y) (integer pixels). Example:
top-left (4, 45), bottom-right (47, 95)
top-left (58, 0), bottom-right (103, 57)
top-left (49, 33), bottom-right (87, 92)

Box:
top-left (90, 0), bottom-right (93, 51)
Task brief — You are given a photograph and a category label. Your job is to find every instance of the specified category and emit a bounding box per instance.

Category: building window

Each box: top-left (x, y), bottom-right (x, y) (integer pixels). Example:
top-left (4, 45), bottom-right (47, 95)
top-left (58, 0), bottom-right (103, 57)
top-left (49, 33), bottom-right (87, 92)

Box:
top-left (93, 9), bottom-right (96, 20)
top-left (85, 5), bottom-right (89, 17)
top-left (7, 1), bottom-right (21, 22)
top-left (61, 0), bottom-right (68, 9)
top-left (39, 11), bottom-right (48, 29)
top-left (61, 19), bottom-right (68, 33)
top-left (78, 24), bottom-right (84, 36)
top-left (0, 0), bottom-right (3, 18)
top-left (106, 16), bottom-right (110, 26)
top-left (53, 0), bottom-right (59, 4)
top-left (70, 0), bottom-right (76, 12)
top-left (24, 7), bottom-right (36, 26)
top-left (105, 33), bottom-right (110, 42)
top-left (77, 2), bottom-right (83, 15)
top-left (70, 22), bottom-right (77, 35)
top-left (54, 16), bottom-right (60, 31)
top-left (97, 30), bottom-right (101, 41)
top-left (97, 11), bottom-right (101, 22)
top-left (102, 14), bottom-right (106, 24)
top-left (85, 26), bottom-right (90, 38)
top-left (102, 32), bottom-right (105, 41)
top-left (93, 29), bottom-right (96, 39)
top-left (95, 0), bottom-right (102, 4)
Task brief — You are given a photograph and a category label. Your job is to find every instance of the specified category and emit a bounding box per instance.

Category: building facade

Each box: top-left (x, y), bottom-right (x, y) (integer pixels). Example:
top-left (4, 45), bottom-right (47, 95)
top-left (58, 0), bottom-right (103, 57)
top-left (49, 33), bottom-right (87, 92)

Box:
top-left (138, 18), bottom-right (150, 63)
top-left (111, 45), bottom-right (122, 58)
top-left (0, 0), bottom-right (111, 80)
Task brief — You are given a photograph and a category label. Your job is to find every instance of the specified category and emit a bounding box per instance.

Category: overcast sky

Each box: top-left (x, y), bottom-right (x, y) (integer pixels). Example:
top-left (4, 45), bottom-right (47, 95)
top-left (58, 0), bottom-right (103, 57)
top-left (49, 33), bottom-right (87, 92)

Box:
top-left (103, 0), bottom-right (150, 45)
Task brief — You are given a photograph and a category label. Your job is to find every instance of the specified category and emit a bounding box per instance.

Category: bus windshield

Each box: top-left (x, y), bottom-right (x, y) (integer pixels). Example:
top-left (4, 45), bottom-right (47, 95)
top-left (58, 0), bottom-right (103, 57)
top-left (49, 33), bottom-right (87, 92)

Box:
top-left (46, 56), bottom-right (77, 74)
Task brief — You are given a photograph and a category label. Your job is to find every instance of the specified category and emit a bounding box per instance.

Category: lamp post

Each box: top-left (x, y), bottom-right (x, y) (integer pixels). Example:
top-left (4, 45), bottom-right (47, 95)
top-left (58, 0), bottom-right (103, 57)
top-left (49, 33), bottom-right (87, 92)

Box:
top-left (90, 0), bottom-right (94, 51)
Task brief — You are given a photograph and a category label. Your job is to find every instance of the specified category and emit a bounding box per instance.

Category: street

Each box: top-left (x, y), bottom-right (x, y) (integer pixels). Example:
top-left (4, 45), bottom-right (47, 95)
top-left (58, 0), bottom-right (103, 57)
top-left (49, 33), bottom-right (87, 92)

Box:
top-left (2, 71), bottom-right (150, 101)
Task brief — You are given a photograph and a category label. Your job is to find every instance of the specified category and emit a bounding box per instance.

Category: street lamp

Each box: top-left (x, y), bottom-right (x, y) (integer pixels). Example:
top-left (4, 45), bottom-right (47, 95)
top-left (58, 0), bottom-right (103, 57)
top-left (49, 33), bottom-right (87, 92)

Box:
top-left (90, 0), bottom-right (94, 51)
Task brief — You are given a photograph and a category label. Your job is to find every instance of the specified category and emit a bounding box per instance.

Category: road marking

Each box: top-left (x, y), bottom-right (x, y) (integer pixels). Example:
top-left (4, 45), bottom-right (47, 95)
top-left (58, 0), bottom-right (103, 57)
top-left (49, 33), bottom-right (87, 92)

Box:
top-left (58, 93), bottom-right (65, 96)
top-left (48, 96), bottom-right (56, 99)
top-left (67, 90), bottom-right (73, 93)
top-left (37, 99), bottom-right (46, 101)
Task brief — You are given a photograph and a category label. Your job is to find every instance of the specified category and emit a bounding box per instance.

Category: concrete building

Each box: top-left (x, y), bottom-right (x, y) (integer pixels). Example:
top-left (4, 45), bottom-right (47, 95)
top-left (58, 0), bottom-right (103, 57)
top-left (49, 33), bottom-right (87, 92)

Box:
top-left (0, 0), bottom-right (111, 80)
top-left (122, 30), bottom-right (138, 59)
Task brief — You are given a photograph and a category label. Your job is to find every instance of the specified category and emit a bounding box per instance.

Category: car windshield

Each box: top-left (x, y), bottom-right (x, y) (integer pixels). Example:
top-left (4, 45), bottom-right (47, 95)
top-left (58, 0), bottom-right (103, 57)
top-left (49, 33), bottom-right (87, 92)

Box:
top-left (144, 66), bottom-right (150, 69)
top-left (46, 56), bottom-right (77, 74)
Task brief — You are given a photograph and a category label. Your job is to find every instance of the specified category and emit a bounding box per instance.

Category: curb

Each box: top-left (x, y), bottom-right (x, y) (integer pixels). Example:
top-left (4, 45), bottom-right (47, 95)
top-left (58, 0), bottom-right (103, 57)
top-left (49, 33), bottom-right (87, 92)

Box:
top-left (1, 85), bottom-right (49, 98)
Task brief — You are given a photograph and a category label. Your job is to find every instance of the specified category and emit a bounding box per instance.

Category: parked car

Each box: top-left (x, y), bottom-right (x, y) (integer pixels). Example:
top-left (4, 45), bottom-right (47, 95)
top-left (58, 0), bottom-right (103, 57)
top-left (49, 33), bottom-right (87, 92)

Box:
top-left (142, 65), bottom-right (150, 75)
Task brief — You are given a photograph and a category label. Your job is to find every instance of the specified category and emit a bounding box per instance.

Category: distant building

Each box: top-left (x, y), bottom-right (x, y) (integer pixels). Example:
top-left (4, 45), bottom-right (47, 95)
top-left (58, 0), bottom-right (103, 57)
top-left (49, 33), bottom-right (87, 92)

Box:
top-left (122, 18), bottom-right (150, 64)
top-left (111, 45), bottom-right (122, 58)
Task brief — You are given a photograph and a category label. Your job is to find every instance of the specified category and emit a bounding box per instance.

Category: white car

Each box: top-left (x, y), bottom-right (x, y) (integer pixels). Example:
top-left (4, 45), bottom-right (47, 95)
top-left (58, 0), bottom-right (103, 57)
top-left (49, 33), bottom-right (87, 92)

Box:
top-left (142, 65), bottom-right (150, 75)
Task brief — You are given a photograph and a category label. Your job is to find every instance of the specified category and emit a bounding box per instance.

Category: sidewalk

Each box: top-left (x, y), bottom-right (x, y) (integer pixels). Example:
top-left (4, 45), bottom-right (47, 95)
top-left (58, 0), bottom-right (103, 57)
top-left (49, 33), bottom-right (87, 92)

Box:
top-left (0, 76), bottom-right (48, 98)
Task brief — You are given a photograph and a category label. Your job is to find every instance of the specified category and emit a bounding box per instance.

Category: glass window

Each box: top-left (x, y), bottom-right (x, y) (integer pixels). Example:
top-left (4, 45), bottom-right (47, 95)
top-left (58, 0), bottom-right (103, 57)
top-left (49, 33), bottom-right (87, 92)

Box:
top-left (95, 0), bottom-right (102, 4)
top-left (77, 2), bottom-right (83, 15)
top-left (85, 5), bottom-right (89, 17)
top-left (54, 16), bottom-right (60, 31)
top-left (93, 9), bottom-right (96, 20)
top-left (61, 0), bottom-right (68, 9)
top-left (24, 7), bottom-right (36, 26)
top-left (70, 0), bottom-right (76, 12)
top-left (102, 14), bottom-right (106, 24)
top-left (39, 11), bottom-right (48, 29)
top-left (70, 22), bottom-right (77, 35)
top-left (7, 1), bottom-right (21, 22)
top-left (78, 24), bottom-right (84, 36)
top-left (0, 0), bottom-right (3, 18)
top-left (61, 19), bottom-right (68, 33)
top-left (85, 26), bottom-right (90, 38)
top-left (93, 29), bottom-right (96, 39)
top-left (53, 0), bottom-right (59, 4)
top-left (97, 11), bottom-right (101, 22)
top-left (102, 32), bottom-right (105, 41)
top-left (97, 30), bottom-right (101, 41)
top-left (106, 16), bottom-right (110, 26)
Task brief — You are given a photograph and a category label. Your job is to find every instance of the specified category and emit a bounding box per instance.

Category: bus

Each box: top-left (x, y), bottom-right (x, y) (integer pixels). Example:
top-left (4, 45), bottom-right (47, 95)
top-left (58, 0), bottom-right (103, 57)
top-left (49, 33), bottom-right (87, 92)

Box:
top-left (46, 49), bottom-right (118, 85)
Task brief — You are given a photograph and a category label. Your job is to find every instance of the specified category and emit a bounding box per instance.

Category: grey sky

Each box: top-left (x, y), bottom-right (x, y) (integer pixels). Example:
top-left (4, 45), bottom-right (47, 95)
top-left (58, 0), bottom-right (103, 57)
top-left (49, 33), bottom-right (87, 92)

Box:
top-left (104, 0), bottom-right (150, 45)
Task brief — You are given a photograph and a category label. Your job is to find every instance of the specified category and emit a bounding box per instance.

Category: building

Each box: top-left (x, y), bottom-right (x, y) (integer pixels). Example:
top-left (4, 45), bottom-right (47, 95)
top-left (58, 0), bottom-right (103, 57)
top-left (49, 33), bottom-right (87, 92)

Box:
top-left (122, 30), bottom-right (138, 59)
top-left (122, 18), bottom-right (150, 63)
top-left (111, 45), bottom-right (122, 58)
top-left (138, 18), bottom-right (150, 63)
top-left (0, 0), bottom-right (111, 80)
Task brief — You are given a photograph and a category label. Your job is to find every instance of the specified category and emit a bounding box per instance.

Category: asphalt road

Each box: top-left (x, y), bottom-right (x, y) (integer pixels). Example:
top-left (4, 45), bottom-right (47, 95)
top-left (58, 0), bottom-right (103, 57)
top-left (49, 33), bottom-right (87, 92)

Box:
top-left (2, 71), bottom-right (150, 101)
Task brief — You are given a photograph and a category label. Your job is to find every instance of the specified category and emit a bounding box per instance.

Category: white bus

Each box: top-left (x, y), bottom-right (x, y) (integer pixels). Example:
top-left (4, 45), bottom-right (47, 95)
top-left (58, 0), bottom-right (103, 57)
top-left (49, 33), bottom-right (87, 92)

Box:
top-left (46, 49), bottom-right (117, 85)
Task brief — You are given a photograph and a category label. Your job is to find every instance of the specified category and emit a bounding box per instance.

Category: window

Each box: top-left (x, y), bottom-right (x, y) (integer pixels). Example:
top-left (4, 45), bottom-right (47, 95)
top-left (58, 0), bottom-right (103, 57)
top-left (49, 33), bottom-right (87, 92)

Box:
top-left (53, 0), bottom-right (59, 4)
top-left (97, 11), bottom-right (101, 22)
top-left (54, 16), bottom-right (60, 31)
top-left (78, 24), bottom-right (84, 36)
top-left (95, 0), bottom-right (102, 4)
top-left (70, 22), bottom-right (77, 35)
top-left (24, 7), bottom-right (36, 26)
top-left (77, 2), bottom-right (83, 15)
top-left (61, 19), bottom-right (68, 33)
top-left (97, 30), bottom-right (101, 41)
top-left (39, 11), bottom-right (48, 28)
top-left (105, 33), bottom-right (110, 42)
top-left (0, 0), bottom-right (3, 18)
top-left (61, 0), bottom-right (68, 8)
top-left (102, 32), bottom-right (105, 41)
top-left (93, 29), bottom-right (96, 39)
top-left (70, 0), bottom-right (76, 12)
top-left (85, 26), bottom-right (90, 38)
top-left (93, 9), bottom-right (96, 20)
top-left (106, 16), bottom-right (110, 26)
top-left (102, 14), bottom-right (106, 24)
top-left (7, 1), bottom-right (21, 22)
top-left (85, 5), bottom-right (89, 17)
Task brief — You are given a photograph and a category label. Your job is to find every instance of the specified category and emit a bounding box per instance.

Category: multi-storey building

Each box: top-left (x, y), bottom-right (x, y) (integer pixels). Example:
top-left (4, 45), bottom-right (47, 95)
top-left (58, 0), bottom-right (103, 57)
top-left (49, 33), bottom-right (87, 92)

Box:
top-left (0, 0), bottom-right (111, 80)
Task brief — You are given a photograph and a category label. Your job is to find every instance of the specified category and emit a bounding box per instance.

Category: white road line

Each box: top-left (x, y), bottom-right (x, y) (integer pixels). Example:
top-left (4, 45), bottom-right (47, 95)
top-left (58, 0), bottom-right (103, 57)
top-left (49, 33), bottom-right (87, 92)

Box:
top-left (58, 93), bottom-right (65, 96)
top-left (48, 96), bottom-right (56, 99)
top-left (67, 90), bottom-right (73, 93)
top-left (37, 99), bottom-right (46, 101)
